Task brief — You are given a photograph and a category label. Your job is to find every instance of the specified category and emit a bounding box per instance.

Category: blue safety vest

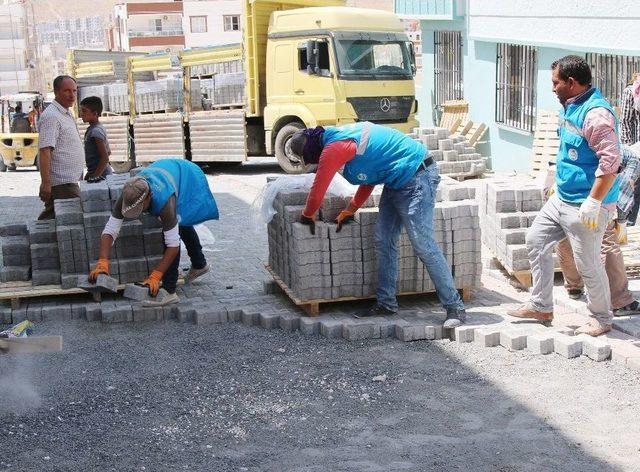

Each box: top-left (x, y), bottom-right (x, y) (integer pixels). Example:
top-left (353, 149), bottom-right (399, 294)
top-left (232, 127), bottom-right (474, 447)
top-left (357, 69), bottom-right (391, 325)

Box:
top-left (138, 159), bottom-right (219, 226)
top-left (556, 88), bottom-right (620, 205)
top-left (322, 122), bottom-right (425, 189)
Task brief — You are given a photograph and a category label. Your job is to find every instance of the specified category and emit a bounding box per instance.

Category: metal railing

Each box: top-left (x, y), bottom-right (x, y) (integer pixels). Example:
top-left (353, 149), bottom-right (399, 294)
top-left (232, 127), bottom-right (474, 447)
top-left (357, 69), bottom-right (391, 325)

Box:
top-left (129, 29), bottom-right (183, 38)
top-left (495, 43), bottom-right (537, 132)
top-left (586, 53), bottom-right (640, 108)
top-left (434, 30), bottom-right (463, 109)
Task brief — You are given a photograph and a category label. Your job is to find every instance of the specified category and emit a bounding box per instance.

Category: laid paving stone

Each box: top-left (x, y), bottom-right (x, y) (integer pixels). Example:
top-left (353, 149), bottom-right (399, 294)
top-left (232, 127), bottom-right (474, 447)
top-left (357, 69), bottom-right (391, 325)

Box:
top-left (578, 334), bottom-right (611, 362)
top-left (241, 309), bottom-right (260, 327)
top-left (527, 334), bottom-right (555, 355)
top-left (554, 333), bottom-right (583, 359)
top-left (195, 305), bottom-right (228, 325)
top-left (84, 303), bottom-right (102, 322)
top-left (177, 304), bottom-right (196, 323)
top-left (41, 303), bottom-right (72, 321)
top-left (499, 330), bottom-right (527, 351)
top-left (474, 327), bottom-right (501, 347)
top-left (610, 342), bottom-right (640, 366)
top-left (319, 318), bottom-right (343, 338)
top-left (628, 357), bottom-right (640, 373)
top-left (300, 317), bottom-right (321, 335)
top-left (278, 312), bottom-right (300, 332)
top-left (259, 312), bottom-right (281, 330)
top-left (342, 321), bottom-right (380, 341)
top-left (101, 305), bottom-right (133, 323)
top-left (133, 305), bottom-right (164, 322)
top-left (451, 325), bottom-right (475, 343)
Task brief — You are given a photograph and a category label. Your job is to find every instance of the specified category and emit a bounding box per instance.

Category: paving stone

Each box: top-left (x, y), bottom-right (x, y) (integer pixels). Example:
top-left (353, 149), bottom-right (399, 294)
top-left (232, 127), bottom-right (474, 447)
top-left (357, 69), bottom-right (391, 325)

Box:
top-left (554, 333), bottom-right (583, 359)
top-left (610, 342), bottom-right (640, 366)
top-left (85, 303), bottom-right (102, 321)
top-left (451, 325), bottom-right (475, 343)
top-left (259, 312), bottom-right (281, 330)
top-left (499, 330), bottom-right (527, 350)
top-left (26, 304), bottom-right (42, 322)
top-left (32, 270), bottom-right (61, 286)
top-left (628, 357), bottom-right (640, 373)
top-left (12, 306), bottom-right (27, 323)
top-left (78, 274), bottom-right (119, 294)
top-left (41, 303), bottom-right (72, 321)
top-left (123, 283), bottom-right (168, 302)
top-left (578, 334), bottom-right (611, 362)
top-left (195, 305), bottom-right (228, 325)
top-left (133, 305), bottom-right (164, 322)
top-left (342, 321), bottom-right (380, 341)
top-left (101, 304), bottom-right (133, 323)
top-left (0, 307), bottom-right (12, 324)
top-left (300, 316), bottom-right (321, 335)
top-left (177, 304), bottom-right (196, 323)
top-left (278, 312), bottom-right (300, 331)
top-left (527, 334), bottom-right (555, 355)
top-left (319, 318), bottom-right (343, 338)
top-left (241, 309), bottom-right (260, 327)
top-left (0, 266), bottom-right (30, 283)
top-left (0, 223), bottom-right (27, 237)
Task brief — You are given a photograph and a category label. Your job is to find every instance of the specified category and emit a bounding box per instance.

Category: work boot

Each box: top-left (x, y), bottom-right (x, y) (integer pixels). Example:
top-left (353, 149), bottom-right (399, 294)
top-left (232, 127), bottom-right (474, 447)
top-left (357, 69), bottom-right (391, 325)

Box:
top-left (575, 319), bottom-right (612, 337)
top-left (185, 264), bottom-right (210, 284)
top-left (567, 289), bottom-right (583, 300)
top-left (355, 303), bottom-right (397, 318)
top-left (614, 300), bottom-right (640, 316)
top-left (506, 303), bottom-right (553, 322)
top-left (142, 292), bottom-right (179, 307)
top-left (443, 308), bottom-right (466, 329)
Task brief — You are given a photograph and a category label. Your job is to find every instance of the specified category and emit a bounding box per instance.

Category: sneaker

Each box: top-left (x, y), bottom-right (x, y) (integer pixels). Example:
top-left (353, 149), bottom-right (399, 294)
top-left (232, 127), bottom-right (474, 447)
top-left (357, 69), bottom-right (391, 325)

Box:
top-left (567, 289), bottom-right (583, 300)
top-left (575, 319), bottom-right (612, 337)
top-left (443, 308), bottom-right (466, 329)
top-left (614, 300), bottom-right (640, 316)
top-left (185, 264), bottom-right (210, 284)
top-left (142, 292), bottom-right (179, 307)
top-left (355, 304), bottom-right (397, 318)
top-left (506, 303), bottom-right (553, 322)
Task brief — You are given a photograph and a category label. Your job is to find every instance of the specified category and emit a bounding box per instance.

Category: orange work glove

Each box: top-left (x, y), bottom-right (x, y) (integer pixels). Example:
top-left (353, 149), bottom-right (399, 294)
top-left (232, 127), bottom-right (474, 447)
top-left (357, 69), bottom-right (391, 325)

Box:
top-left (335, 202), bottom-right (358, 233)
top-left (88, 258), bottom-right (110, 283)
top-left (141, 270), bottom-right (163, 296)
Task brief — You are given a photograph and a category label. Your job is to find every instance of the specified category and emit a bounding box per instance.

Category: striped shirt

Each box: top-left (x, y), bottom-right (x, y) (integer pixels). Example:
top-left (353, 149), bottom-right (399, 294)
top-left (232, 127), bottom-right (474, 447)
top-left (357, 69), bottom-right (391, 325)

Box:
top-left (617, 144), bottom-right (640, 219)
top-left (38, 100), bottom-right (84, 186)
top-left (620, 85), bottom-right (640, 145)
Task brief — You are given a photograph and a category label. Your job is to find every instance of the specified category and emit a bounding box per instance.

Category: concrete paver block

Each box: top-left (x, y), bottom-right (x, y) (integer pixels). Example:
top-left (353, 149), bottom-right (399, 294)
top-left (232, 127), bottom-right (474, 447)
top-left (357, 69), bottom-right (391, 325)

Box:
top-left (342, 321), bottom-right (380, 341)
top-left (554, 334), bottom-right (583, 359)
top-left (78, 274), bottom-right (118, 293)
top-left (451, 326), bottom-right (475, 343)
top-left (500, 330), bottom-right (527, 350)
top-left (278, 313), bottom-right (300, 332)
top-left (123, 283), bottom-right (168, 302)
top-left (527, 334), bottom-right (555, 355)
top-left (259, 312), bottom-right (281, 330)
top-left (577, 335), bottom-right (611, 362)
top-left (300, 317), bottom-right (321, 335)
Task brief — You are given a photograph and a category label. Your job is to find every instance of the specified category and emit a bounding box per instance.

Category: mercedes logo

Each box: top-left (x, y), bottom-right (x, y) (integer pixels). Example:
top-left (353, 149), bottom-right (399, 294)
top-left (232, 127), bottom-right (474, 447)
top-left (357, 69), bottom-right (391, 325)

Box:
top-left (379, 97), bottom-right (391, 113)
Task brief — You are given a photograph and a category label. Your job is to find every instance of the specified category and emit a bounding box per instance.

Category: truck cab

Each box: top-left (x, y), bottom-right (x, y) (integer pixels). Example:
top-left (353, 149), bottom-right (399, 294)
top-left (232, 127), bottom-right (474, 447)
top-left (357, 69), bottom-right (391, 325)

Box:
top-left (249, 4), bottom-right (418, 173)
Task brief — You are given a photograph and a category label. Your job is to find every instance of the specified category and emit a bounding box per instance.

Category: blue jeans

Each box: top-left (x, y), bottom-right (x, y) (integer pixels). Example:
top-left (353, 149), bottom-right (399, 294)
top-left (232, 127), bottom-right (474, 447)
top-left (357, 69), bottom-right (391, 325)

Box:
top-left (375, 164), bottom-right (464, 311)
top-left (163, 226), bottom-right (207, 293)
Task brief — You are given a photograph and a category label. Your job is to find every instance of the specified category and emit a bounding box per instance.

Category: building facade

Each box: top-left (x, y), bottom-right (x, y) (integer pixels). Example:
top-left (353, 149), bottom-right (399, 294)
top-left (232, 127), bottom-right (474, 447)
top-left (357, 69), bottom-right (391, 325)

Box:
top-left (396, 0), bottom-right (640, 172)
top-left (0, 0), bottom-right (29, 94)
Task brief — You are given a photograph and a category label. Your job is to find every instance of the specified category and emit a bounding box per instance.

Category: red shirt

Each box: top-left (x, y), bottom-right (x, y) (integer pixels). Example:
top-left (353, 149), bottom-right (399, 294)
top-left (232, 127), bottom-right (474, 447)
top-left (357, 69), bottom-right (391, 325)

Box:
top-left (302, 140), bottom-right (375, 217)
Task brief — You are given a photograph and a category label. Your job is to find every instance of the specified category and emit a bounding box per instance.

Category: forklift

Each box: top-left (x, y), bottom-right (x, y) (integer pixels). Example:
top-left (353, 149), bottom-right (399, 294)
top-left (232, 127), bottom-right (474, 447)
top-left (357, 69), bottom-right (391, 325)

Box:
top-left (0, 92), bottom-right (42, 172)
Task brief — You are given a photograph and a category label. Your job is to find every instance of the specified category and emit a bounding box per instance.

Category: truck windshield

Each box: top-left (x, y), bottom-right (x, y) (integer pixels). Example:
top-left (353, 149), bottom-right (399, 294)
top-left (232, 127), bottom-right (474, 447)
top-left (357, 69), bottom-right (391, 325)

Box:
top-left (334, 37), bottom-right (413, 79)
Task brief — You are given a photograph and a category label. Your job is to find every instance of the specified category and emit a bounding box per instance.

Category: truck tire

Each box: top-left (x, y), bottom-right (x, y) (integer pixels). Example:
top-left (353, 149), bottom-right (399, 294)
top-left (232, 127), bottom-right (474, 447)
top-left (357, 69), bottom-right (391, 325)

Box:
top-left (34, 155), bottom-right (39, 171)
top-left (275, 122), bottom-right (310, 174)
top-left (0, 159), bottom-right (6, 172)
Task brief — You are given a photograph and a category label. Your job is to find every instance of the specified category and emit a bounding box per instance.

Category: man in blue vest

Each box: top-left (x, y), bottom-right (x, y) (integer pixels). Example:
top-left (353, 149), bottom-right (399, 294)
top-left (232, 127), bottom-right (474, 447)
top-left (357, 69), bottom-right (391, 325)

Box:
top-left (88, 159), bottom-right (219, 306)
top-left (289, 122), bottom-right (467, 328)
top-left (508, 55), bottom-right (621, 336)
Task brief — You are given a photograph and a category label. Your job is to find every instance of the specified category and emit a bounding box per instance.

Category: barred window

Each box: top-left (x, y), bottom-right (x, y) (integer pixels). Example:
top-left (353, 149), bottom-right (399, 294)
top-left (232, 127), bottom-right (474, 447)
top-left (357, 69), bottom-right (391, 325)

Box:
top-left (586, 53), bottom-right (640, 107)
top-left (434, 30), bottom-right (463, 108)
top-left (495, 43), bottom-right (537, 132)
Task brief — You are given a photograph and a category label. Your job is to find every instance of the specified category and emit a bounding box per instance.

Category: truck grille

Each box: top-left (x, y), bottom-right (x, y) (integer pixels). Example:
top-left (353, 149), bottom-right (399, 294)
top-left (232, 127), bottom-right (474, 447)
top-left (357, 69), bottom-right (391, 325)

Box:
top-left (347, 96), bottom-right (414, 123)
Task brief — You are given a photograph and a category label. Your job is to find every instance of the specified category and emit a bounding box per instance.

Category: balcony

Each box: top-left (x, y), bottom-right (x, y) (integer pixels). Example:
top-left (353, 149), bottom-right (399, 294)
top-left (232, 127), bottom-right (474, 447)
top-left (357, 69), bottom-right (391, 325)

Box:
top-left (129, 29), bottom-right (184, 38)
top-left (394, 0), bottom-right (465, 20)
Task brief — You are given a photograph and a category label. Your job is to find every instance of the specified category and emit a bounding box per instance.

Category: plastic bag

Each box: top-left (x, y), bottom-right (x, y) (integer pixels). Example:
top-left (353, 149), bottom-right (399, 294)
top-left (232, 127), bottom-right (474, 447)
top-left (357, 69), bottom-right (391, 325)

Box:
top-left (251, 173), bottom-right (359, 227)
top-left (0, 320), bottom-right (34, 338)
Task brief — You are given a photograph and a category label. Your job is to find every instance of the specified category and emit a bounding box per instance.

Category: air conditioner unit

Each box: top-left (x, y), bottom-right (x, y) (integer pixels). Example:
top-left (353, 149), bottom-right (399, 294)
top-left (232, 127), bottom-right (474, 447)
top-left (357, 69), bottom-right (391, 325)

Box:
top-left (163, 15), bottom-right (168, 20)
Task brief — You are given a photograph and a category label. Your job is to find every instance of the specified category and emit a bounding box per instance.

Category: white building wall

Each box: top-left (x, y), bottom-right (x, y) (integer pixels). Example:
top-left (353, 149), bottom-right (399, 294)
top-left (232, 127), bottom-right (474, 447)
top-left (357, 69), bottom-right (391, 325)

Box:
top-left (183, 0), bottom-right (241, 48)
top-left (467, 0), bottom-right (640, 55)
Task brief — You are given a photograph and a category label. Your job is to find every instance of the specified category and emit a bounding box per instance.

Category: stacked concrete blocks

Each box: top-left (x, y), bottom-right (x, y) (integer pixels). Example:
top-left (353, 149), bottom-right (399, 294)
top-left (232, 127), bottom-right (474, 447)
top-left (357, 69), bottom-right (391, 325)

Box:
top-left (412, 126), bottom-right (487, 178)
top-left (0, 224), bottom-right (31, 282)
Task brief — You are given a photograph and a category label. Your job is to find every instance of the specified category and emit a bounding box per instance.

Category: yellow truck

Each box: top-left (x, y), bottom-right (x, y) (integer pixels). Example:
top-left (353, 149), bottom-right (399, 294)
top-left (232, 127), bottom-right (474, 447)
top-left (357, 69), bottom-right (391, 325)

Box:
top-left (71, 0), bottom-right (418, 173)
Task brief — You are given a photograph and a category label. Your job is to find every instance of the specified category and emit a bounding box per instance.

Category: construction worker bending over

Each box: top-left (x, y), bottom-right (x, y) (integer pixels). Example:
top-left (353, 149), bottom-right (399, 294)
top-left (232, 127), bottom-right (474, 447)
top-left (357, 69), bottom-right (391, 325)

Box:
top-left (289, 122), bottom-right (467, 328)
top-left (88, 159), bottom-right (218, 306)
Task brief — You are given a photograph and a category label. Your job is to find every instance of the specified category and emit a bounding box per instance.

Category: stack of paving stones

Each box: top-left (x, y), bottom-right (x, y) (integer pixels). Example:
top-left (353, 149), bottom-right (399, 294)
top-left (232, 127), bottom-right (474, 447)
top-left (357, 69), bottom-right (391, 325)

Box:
top-left (267, 176), bottom-right (482, 303)
top-left (478, 176), bottom-right (545, 274)
top-left (0, 224), bottom-right (31, 282)
top-left (409, 126), bottom-right (487, 179)
top-left (0, 171), bottom-right (165, 289)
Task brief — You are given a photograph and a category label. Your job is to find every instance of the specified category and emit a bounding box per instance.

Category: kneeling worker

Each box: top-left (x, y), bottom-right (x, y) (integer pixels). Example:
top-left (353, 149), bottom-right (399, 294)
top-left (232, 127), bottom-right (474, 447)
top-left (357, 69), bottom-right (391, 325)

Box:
top-left (290, 122), bottom-right (467, 327)
top-left (88, 159), bottom-right (219, 306)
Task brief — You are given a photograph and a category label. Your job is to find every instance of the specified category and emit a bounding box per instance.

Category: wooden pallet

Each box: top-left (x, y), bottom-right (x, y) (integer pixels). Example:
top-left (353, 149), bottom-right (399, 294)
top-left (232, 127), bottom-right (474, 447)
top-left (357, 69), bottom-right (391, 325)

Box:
top-left (266, 265), bottom-right (472, 316)
top-left (622, 224), bottom-right (640, 276)
top-left (0, 281), bottom-right (125, 309)
top-left (439, 100), bottom-right (469, 134)
top-left (529, 110), bottom-right (559, 178)
top-left (490, 254), bottom-right (563, 289)
top-left (445, 172), bottom-right (485, 182)
top-left (0, 335), bottom-right (63, 354)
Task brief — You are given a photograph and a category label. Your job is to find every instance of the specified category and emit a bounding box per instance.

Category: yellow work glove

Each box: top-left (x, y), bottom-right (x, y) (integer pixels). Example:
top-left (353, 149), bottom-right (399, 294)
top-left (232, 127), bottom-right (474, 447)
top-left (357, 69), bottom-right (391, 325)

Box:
top-left (578, 196), bottom-right (601, 231)
top-left (335, 202), bottom-right (358, 233)
top-left (141, 270), bottom-right (163, 297)
top-left (616, 221), bottom-right (628, 245)
top-left (88, 258), bottom-right (110, 283)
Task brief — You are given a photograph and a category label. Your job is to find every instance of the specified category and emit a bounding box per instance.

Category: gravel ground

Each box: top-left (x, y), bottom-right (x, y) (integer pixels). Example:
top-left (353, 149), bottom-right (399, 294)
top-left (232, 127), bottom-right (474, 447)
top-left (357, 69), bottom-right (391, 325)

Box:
top-left (1, 320), bottom-right (639, 472)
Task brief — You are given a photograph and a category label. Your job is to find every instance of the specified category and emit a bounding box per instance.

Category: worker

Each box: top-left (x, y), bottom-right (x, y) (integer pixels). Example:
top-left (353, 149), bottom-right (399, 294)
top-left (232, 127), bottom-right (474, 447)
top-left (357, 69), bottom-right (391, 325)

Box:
top-left (289, 122), bottom-right (467, 328)
top-left (88, 159), bottom-right (218, 306)
top-left (10, 103), bottom-right (31, 133)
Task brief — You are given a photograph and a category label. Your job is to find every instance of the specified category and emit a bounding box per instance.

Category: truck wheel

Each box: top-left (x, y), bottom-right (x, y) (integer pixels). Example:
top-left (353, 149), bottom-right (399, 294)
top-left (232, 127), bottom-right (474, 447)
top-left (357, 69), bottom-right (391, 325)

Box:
top-left (112, 161), bottom-right (134, 174)
top-left (0, 159), bottom-right (6, 172)
top-left (275, 123), bottom-right (310, 174)
top-left (34, 155), bottom-right (39, 171)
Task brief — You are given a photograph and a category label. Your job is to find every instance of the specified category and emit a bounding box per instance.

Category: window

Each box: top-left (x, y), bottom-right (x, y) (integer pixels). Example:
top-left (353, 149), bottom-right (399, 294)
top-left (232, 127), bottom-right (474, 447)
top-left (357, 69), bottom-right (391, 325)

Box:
top-left (298, 42), bottom-right (330, 73)
top-left (586, 53), bottom-right (640, 107)
top-left (190, 16), bottom-right (207, 34)
top-left (223, 15), bottom-right (240, 32)
top-left (495, 43), bottom-right (537, 132)
top-left (434, 30), bottom-right (463, 108)
top-left (154, 19), bottom-right (162, 32)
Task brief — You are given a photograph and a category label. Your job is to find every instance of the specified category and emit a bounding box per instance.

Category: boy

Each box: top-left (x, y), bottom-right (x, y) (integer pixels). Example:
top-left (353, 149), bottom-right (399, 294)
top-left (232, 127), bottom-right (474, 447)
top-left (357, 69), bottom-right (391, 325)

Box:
top-left (79, 96), bottom-right (113, 181)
